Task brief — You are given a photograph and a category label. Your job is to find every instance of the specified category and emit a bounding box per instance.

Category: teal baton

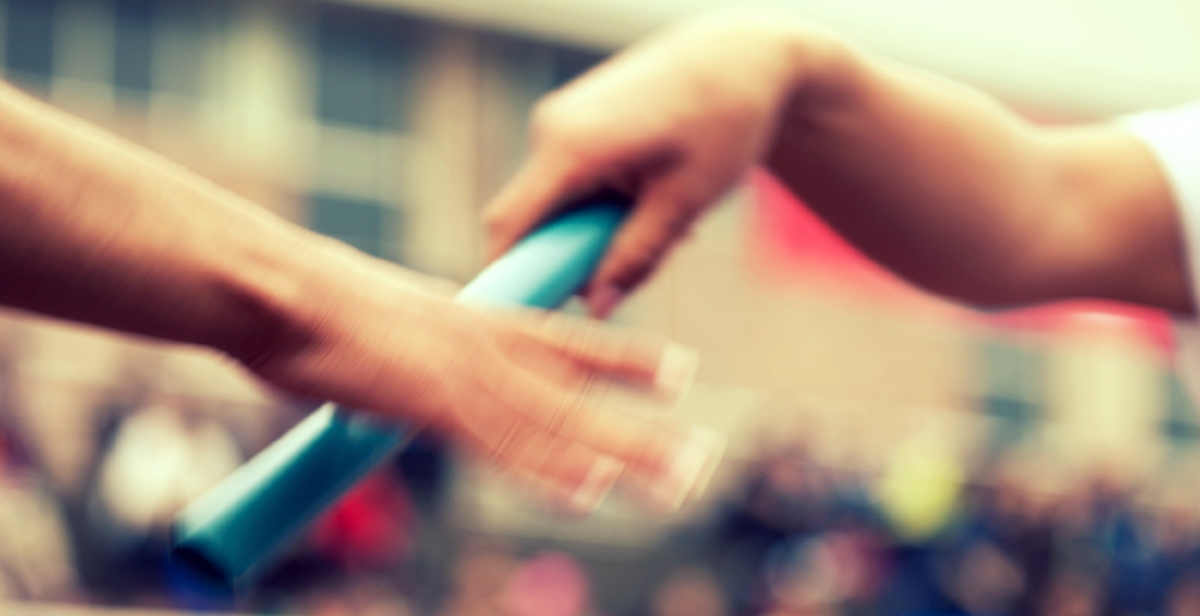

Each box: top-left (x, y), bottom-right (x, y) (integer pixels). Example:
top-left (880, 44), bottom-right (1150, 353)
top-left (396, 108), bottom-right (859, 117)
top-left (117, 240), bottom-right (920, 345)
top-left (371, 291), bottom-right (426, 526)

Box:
top-left (170, 193), bottom-right (630, 593)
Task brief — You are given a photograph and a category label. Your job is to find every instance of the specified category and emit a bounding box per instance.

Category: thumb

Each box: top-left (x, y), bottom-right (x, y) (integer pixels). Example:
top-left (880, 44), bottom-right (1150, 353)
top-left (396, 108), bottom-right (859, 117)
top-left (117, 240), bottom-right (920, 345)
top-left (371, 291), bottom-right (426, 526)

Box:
top-left (482, 149), bottom-right (597, 263)
top-left (585, 180), bottom-right (702, 318)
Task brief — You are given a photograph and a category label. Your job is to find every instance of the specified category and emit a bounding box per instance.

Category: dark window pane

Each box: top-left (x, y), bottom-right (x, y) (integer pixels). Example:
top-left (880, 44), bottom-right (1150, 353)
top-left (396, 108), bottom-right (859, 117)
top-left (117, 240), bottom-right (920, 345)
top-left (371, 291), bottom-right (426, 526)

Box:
top-left (550, 46), bottom-right (604, 88)
top-left (309, 194), bottom-right (397, 259)
top-left (1163, 373), bottom-right (1200, 445)
top-left (315, 6), bottom-right (417, 129)
top-left (980, 339), bottom-right (1044, 403)
top-left (114, 0), bottom-right (155, 95)
top-left (154, 0), bottom-right (210, 97)
top-left (978, 339), bottom-right (1044, 457)
top-left (6, 0), bottom-right (56, 89)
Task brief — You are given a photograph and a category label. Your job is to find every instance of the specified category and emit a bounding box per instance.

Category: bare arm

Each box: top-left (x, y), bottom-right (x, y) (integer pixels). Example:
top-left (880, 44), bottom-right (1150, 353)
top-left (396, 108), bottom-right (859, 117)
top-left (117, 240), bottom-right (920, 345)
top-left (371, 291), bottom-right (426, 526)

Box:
top-left (485, 11), bottom-right (1190, 316)
top-left (0, 82), bottom-right (718, 514)
top-left (0, 81), bottom-right (304, 354)
top-left (768, 51), bottom-right (1188, 312)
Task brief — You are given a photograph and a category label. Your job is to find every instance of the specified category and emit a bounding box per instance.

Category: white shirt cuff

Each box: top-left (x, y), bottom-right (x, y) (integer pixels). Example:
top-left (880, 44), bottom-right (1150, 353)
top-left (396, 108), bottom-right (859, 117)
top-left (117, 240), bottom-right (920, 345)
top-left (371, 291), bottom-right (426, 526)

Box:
top-left (1121, 102), bottom-right (1200, 401)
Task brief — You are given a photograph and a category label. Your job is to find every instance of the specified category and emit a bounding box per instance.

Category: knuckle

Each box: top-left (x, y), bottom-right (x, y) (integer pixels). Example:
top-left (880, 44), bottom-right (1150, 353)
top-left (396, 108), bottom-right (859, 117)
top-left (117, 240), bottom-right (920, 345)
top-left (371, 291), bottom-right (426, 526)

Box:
top-left (543, 387), bottom-right (597, 440)
top-left (530, 95), bottom-right (570, 135)
top-left (663, 205), bottom-right (699, 238)
top-left (481, 207), bottom-right (511, 237)
top-left (488, 422), bottom-right (530, 463)
top-left (553, 318), bottom-right (593, 358)
top-left (496, 321), bottom-right (543, 360)
top-left (609, 334), bottom-right (657, 373)
top-left (613, 242), bottom-right (660, 285)
top-left (629, 425), bottom-right (674, 468)
top-left (531, 98), bottom-right (594, 152)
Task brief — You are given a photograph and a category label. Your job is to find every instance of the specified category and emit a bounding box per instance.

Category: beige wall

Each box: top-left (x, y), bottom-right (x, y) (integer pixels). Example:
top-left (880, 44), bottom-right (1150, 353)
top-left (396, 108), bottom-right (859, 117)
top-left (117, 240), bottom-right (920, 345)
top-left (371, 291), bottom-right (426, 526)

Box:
top-left (0, 0), bottom-right (1183, 489)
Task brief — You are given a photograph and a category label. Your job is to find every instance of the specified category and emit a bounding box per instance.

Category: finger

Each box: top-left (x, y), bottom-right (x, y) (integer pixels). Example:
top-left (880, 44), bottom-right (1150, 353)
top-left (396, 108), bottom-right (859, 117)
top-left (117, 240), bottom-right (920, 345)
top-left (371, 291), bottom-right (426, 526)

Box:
top-left (482, 148), bottom-right (596, 263)
top-left (495, 432), bottom-right (624, 517)
top-left (501, 311), bottom-right (697, 397)
top-left (310, 233), bottom-right (461, 297)
top-left (614, 432), bottom-right (725, 515)
top-left (503, 468), bottom-right (612, 520)
top-left (376, 262), bottom-right (461, 297)
top-left (585, 181), bottom-right (703, 318)
top-left (460, 415), bottom-right (626, 516)
top-left (477, 359), bottom-right (721, 510)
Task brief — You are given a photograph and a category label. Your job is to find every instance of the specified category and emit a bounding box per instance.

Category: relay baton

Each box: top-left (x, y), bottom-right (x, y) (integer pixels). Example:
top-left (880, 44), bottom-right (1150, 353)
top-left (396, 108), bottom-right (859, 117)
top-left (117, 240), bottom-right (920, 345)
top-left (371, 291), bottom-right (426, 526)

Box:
top-left (170, 193), bottom-right (631, 592)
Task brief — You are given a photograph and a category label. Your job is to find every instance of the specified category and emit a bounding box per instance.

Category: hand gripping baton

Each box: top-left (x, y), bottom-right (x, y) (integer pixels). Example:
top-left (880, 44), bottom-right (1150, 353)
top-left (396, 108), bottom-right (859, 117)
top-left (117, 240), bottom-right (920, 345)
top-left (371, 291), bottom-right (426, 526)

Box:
top-left (170, 193), bottom-right (631, 592)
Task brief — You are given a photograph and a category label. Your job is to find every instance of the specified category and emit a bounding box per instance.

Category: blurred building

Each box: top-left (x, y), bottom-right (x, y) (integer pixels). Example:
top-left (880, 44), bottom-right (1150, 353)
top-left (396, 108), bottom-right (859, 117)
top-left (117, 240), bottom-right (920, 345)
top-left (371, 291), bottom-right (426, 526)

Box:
top-left (0, 0), bottom-right (1198, 614)
top-left (0, 0), bottom-right (1195, 473)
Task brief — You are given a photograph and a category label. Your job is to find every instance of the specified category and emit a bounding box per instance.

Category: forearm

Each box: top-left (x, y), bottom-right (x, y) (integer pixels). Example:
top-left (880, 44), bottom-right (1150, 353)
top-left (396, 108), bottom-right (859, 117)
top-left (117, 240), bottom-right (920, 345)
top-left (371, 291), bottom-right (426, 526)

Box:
top-left (0, 82), bottom-right (321, 358)
top-left (0, 86), bottom-right (727, 512)
top-left (768, 42), bottom-right (1189, 312)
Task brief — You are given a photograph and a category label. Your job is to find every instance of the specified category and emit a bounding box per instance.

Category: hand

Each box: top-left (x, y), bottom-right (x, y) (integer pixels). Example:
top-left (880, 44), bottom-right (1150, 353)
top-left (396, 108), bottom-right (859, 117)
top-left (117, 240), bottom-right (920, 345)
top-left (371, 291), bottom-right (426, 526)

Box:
top-left (0, 79), bottom-right (723, 517)
top-left (483, 10), bottom-right (843, 317)
top-left (238, 237), bottom-right (723, 515)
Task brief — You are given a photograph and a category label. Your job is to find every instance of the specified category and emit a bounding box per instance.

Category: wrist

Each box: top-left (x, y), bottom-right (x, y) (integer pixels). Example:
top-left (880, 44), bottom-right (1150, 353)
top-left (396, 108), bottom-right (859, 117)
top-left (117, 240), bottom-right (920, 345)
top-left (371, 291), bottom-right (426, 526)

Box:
top-left (777, 22), bottom-right (861, 120)
top-left (204, 206), bottom-right (337, 366)
top-left (678, 9), bottom-right (856, 112)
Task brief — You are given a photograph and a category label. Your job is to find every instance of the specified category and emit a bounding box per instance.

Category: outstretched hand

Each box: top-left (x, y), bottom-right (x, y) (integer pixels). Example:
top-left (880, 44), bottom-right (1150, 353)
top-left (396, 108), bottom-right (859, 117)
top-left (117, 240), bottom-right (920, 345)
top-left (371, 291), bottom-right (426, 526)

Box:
top-left (483, 11), bottom-right (836, 317)
top-left (242, 241), bottom-right (722, 515)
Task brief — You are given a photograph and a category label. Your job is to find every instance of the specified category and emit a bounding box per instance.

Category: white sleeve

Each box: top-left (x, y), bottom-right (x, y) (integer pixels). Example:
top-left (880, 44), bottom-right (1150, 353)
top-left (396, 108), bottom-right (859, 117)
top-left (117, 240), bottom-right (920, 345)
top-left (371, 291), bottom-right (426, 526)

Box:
top-left (1121, 102), bottom-right (1200, 402)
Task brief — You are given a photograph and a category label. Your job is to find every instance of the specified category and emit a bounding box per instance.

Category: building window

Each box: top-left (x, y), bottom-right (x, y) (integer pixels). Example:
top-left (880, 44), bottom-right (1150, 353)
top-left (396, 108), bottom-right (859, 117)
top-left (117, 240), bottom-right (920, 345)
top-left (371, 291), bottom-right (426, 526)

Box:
top-left (5, 0), bottom-right (57, 92)
top-left (1162, 373), bottom-right (1199, 448)
top-left (152, 0), bottom-right (214, 98)
top-left (550, 46), bottom-right (604, 88)
top-left (315, 5), bottom-right (418, 130)
top-left (113, 0), bottom-right (155, 98)
top-left (979, 339), bottom-right (1044, 456)
top-left (309, 193), bottom-right (399, 261)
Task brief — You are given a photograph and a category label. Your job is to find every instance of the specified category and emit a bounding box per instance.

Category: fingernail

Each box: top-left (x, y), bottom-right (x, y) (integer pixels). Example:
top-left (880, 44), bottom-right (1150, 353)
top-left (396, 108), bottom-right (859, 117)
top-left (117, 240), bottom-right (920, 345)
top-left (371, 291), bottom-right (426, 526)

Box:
top-left (655, 343), bottom-right (699, 397)
top-left (652, 426), bottom-right (727, 512)
top-left (570, 457), bottom-right (625, 514)
top-left (687, 426), bottom-right (726, 503)
top-left (589, 284), bottom-right (625, 319)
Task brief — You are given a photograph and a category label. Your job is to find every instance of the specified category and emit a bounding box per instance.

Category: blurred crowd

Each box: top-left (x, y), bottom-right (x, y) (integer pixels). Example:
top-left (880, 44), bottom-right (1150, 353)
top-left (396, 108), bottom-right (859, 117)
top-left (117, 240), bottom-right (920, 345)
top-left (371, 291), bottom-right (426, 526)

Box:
top-left (691, 442), bottom-right (1200, 616)
top-left (373, 430), bottom-right (1200, 616)
top-left (427, 438), bottom-right (1200, 616)
top-left (2, 305), bottom-right (1200, 616)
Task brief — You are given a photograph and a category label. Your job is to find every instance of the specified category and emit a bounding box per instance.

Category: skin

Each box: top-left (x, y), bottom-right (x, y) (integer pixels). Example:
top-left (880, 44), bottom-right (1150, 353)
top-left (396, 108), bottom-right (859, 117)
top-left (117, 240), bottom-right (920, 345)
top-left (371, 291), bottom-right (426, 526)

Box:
top-left (0, 80), bottom-right (719, 515)
top-left (484, 10), bottom-right (1191, 318)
